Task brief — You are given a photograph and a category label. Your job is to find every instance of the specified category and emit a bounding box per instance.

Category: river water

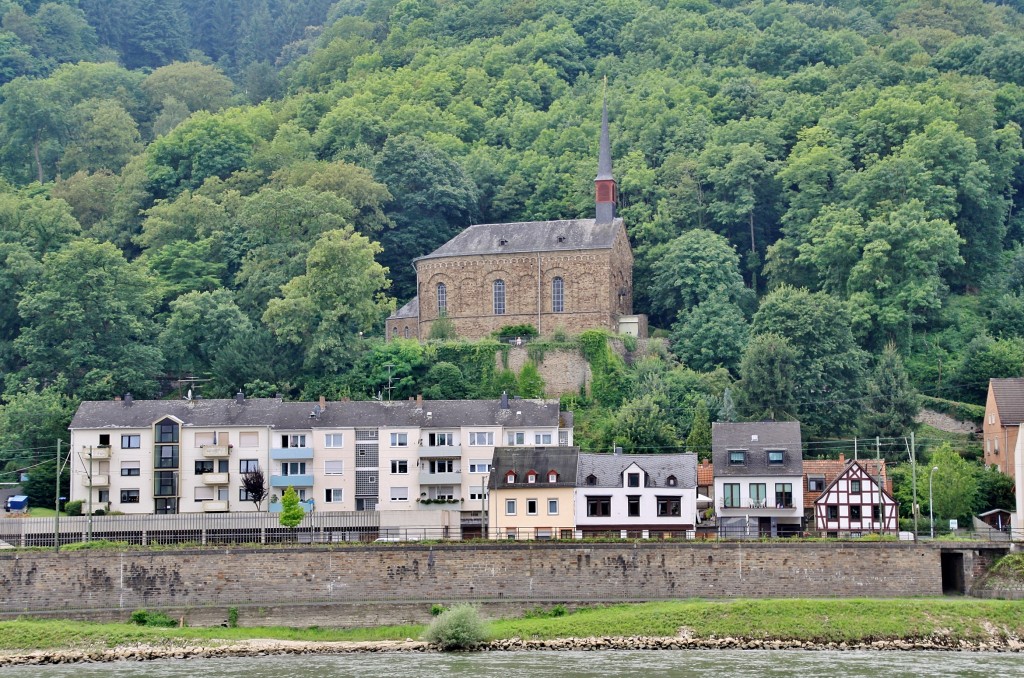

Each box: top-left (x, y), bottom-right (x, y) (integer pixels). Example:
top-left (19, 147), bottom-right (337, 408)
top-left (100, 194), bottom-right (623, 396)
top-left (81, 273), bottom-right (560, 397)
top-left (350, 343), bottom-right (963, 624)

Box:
top-left (4, 650), bottom-right (1021, 677)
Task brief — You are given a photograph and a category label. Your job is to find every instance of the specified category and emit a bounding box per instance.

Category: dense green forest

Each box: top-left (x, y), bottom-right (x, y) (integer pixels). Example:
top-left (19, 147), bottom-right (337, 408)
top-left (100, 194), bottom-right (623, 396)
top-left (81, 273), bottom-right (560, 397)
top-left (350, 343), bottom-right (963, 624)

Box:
top-left (0, 0), bottom-right (1020, 521)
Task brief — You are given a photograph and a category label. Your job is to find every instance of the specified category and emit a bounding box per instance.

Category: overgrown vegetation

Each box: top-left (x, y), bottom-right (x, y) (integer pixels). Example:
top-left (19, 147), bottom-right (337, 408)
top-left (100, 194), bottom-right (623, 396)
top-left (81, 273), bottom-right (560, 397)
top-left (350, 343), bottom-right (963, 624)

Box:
top-left (129, 610), bottom-right (178, 628)
top-left (422, 604), bottom-right (488, 650)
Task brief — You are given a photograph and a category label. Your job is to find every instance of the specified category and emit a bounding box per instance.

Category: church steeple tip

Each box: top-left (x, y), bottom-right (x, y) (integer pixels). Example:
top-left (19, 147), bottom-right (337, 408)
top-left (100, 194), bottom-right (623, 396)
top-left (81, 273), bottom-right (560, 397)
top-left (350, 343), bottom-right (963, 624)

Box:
top-left (595, 82), bottom-right (617, 223)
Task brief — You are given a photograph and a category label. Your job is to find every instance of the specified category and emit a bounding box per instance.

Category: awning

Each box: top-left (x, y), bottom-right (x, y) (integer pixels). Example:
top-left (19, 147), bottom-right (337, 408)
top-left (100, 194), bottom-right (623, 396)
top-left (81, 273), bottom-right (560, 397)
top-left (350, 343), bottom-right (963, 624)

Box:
top-left (696, 493), bottom-right (713, 503)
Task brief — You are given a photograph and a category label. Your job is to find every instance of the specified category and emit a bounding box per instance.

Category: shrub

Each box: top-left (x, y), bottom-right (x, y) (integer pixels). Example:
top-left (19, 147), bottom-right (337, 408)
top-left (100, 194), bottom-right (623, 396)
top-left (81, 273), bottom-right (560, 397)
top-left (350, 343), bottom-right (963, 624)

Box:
top-left (64, 500), bottom-right (83, 516)
top-left (228, 607), bottom-right (239, 627)
top-left (423, 604), bottom-right (487, 650)
top-left (430, 603), bottom-right (448, 616)
top-left (129, 609), bottom-right (179, 627)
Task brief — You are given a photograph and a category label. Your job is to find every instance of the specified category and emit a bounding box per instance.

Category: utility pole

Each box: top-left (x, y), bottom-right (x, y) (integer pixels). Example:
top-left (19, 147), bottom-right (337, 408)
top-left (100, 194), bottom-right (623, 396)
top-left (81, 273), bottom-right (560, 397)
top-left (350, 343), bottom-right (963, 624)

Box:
top-left (53, 439), bottom-right (61, 552)
top-left (910, 431), bottom-right (918, 538)
top-left (87, 445), bottom-right (93, 542)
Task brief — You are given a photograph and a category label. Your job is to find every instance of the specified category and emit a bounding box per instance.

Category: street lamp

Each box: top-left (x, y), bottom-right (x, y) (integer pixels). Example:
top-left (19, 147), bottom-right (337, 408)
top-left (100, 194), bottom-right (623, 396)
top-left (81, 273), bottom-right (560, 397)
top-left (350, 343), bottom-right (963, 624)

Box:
top-left (928, 466), bottom-right (939, 539)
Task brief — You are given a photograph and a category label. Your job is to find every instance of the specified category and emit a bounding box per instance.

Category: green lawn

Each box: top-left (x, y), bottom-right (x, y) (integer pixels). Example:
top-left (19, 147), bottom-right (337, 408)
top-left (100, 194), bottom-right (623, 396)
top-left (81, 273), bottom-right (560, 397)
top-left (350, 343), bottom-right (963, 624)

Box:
top-left (1, 599), bottom-right (1021, 652)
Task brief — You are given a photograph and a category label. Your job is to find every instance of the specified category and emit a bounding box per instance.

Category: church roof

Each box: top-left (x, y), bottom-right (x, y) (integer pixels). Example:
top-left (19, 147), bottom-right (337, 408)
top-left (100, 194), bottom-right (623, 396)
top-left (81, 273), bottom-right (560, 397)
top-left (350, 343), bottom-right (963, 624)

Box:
top-left (388, 296), bottom-right (418, 321)
top-left (413, 218), bottom-right (623, 263)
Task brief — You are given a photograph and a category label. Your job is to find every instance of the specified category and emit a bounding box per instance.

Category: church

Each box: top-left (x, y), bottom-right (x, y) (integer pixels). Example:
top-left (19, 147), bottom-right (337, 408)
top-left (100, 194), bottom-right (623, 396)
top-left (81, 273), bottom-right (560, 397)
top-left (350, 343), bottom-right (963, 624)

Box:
top-left (385, 100), bottom-right (639, 342)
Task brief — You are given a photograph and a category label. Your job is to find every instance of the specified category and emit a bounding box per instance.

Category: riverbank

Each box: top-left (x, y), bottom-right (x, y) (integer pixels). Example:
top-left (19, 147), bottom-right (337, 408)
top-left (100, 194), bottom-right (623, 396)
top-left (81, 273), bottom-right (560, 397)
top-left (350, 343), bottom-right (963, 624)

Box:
top-left (2, 599), bottom-right (1022, 666)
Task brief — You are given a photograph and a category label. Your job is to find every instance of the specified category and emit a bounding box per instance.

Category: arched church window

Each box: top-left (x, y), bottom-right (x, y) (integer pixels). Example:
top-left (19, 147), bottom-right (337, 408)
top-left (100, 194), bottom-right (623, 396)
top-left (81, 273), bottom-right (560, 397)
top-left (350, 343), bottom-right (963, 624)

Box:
top-left (552, 277), bottom-right (564, 313)
top-left (391, 327), bottom-right (398, 339)
top-left (403, 326), bottom-right (410, 338)
top-left (437, 282), bottom-right (447, 315)
top-left (493, 279), bottom-right (506, 315)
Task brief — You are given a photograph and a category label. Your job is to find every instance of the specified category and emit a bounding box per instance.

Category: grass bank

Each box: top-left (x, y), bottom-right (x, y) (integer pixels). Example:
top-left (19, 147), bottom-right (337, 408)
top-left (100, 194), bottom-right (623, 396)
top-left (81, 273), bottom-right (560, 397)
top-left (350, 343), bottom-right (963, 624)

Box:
top-left (1, 599), bottom-right (1021, 653)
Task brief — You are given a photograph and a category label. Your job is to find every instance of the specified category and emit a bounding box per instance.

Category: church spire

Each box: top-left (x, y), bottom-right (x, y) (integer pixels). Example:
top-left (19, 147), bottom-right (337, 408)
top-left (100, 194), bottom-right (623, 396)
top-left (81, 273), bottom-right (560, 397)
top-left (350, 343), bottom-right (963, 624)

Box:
top-left (595, 81), bottom-right (617, 223)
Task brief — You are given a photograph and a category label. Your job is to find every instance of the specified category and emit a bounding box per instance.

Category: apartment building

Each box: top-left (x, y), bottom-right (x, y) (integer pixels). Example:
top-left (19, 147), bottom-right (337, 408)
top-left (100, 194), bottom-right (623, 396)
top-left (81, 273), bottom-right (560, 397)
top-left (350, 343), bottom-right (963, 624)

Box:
top-left (68, 393), bottom-right (572, 533)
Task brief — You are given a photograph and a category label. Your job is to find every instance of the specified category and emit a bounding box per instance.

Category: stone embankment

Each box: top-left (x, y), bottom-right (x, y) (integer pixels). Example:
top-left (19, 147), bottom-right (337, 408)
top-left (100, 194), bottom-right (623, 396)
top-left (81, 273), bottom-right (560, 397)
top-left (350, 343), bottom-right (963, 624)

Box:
top-left (2, 634), bottom-right (1022, 666)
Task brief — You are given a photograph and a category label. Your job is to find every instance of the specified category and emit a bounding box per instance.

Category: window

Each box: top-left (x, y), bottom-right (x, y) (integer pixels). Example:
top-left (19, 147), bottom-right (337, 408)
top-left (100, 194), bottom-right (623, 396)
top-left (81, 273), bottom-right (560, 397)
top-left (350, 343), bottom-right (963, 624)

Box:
top-left (429, 459), bottom-right (454, 474)
top-left (828, 505), bottom-right (838, 520)
top-left (195, 487), bottom-right (214, 501)
top-left (627, 472), bottom-right (640, 488)
top-left (526, 471), bottom-right (537, 483)
top-left (586, 496), bottom-right (611, 517)
top-left (121, 435), bottom-right (140, 449)
top-left (437, 282), bottom-right (447, 314)
top-left (155, 444), bottom-right (178, 469)
top-left (282, 462), bottom-right (306, 476)
top-left (808, 476), bottom-right (825, 492)
top-left (548, 498), bottom-right (559, 515)
top-left (657, 497), bottom-right (681, 517)
top-left (391, 460), bottom-right (408, 474)
top-left (872, 505), bottom-right (881, 521)
top-left (240, 459), bottom-right (258, 473)
top-left (628, 495), bottom-right (641, 517)
top-left (548, 471), bottom-right (558, 483)
top-left (749, 483), bottom-right (767, 508)
top-left (558, 430), bottom-right (569, 446)
top-left (586, 474), bottom-right (597, 486)
top-left (667, 475), bottom-right (677, 487)
top-left (391, 327), bottom-right (398, 339)
top-left (99, 434), bottom-right (110, 446)
top-left (195, 432), bottom-right (215, 446)
top-left (218, 459), bottom-right (228, 473)
top-left (195, 460), bottom-right (214, 474)
top-left (506, 471), bottom-right (516, 483)
top-left (154, 497), bottom-right (177, 514)
top-left (154, 471), bottom-right (177, 497)
top-left (281, 434), bottom-right (306, 448)
top-left (507, 431), bottom-right (525, 445)
top-left (324, 434), bottom-right (344, 448)
top-left (552, 277), bottom-right (564, 313)
top-left (324, 460), bottom-right (344, 475)
top-left (325, 488), bottom-right (343, 503)
top-left (775, 483), bottom-right (793, 508)
top-left (120, 489), bottom-right (139, 503)
top-left (156, 419), bottom-right (179, 443)
top-left (469, 487), bottom-right (487, 501)
top-left (850, 480), bottom-right (861, 494)
top-left (390, 487), bottom-right (409, 501)
top-left (98, 490), bottom-right (109, 503)
top-left (728, 450), bottom-right (746, 466)
top-left (404, 327), bottom-right (410, 339)
top-left (239, 432), bottom-right (258, 448)
top-left (535, 433), bottom-right (552, 445)
top-left (121, 461), bottom-right (141, 477)
top-left (240, 488), bottom-right (256, 502)
top-left (527, 499), bottom-right (538, 515)
top-left (767, 450), bottom-right (784, 465)
top-left (469, 431), bottom-right (494, 446)
top-left (428, 432), bottom-right (454, 446)
top-left (469, 462), bottom-right (490, 473)
top-left (850, 505), bottom-right (862, 521)
top-left (493, 279), bottom-right (505, 315)
top-left (390, 432), bottom-right (408, 447)
top-left (724, 483), bottom-right (741, 508)
top-left (505, 499), bottom-right (517, 515)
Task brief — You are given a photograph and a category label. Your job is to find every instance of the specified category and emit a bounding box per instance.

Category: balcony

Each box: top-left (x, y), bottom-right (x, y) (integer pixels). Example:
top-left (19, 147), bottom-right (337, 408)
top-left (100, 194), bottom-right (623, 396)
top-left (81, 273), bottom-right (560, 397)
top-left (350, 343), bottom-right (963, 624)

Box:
top-left (419, 471), bottom-right (462, 485)
top-left (200, 472), bottom-right (230, 486)
top-left (719, 498), bottom-right (796, 511)
top-left (202, 500), bottom-right (229, 512)
top-left (418, 445), bottom-right (462, 459)
top-left (88, 446), bottom-right (111, 460)
top-left (416, 498), bottom-right (463, 509)
top-left (201, 445), bottom-right (230, 458)
top-left (270, 447), bottom-right (313, 461)
top-left (270, 474), bottom-right (313, 488)
top-left (86, 474), bottom-right (109, 487)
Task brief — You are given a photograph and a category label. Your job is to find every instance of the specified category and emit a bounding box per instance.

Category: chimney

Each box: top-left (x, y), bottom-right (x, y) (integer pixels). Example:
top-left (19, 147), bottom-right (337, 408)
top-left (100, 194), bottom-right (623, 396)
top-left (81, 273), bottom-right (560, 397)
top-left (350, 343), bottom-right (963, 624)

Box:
top-left (500, 391), bottom-right (509, 409)
top-left (416, 394), bottom-right (423, 408)
top-left (319, 395), bottom-right (326, 411)
top-left (114, 396), bottom-right (121, 402)
top-left (123, 393), bottom-right (133, 407)
top-left (839, 452), bottom-right (845, 464)
top-left (613, 446), bottom-right (623, 455)
top-left (235, 390), bottom-right (245, 405)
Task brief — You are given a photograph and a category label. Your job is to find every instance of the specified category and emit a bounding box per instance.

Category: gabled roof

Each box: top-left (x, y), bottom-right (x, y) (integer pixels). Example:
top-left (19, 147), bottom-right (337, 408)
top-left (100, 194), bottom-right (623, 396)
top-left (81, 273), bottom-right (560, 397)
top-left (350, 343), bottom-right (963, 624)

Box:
top-left (489, 447), bottom-right (579, 489)
top-left (712, 421), bottom-right (803, 476)
top-left (990, 378), bottom-right (1024, 425)
top-left (803, 456), bottom-right (889, 509)
top-left (388, 296), bottom-right (419, 321)
top-left (697, 459), bottom-right (713, 486)
top-left (413, 218), bottom-right (623, 262)
top-left (576, 453), bottom-right (697, 489)
top-left (70, 398), bottom-right (566, 431)
top-left (813, 460), bottom-right (895, 505)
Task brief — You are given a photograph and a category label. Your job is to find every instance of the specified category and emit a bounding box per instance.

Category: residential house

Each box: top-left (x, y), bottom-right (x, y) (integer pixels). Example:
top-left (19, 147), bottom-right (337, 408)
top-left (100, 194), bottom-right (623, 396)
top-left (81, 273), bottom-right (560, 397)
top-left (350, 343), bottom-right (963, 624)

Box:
top-left (488, 446), bottom-right (579, 540)
top-left (803, 453), bottom-right (890, 525)
top-left (984, 378), bottom-right (1024, 478)
top-left (574, 452), bottom-right (698, 538)
top-left (813, 460), bottom-right (899, 536)
top-left (712, 421), bottom-right (804, 537)
top-left (69, 393), bottom-right (572, 536)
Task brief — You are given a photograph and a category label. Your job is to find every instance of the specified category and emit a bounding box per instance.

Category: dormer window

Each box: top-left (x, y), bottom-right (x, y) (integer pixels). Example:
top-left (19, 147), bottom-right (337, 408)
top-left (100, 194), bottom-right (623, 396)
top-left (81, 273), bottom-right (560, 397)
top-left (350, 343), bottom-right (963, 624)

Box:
top-left (557, 235), bottom-right (566, 243)
top-left (586, 474), bottom-right (597, 486)
top-left (526, 471), bottom-right (537, 484)
top-left (768, 450), bottom-right (784, 465)
top-left (506, 471), bottom-right (516, 484)
top-left (627, 472), bottom-right (640, 488)
top-left (667, 475), bottom-right (677, 487)
top-left (548, 471), bottom-right (558, 483)
top-left (729, 450), bottom-right (746, 466)
top-left (499, 238), bottom-right (508, 246)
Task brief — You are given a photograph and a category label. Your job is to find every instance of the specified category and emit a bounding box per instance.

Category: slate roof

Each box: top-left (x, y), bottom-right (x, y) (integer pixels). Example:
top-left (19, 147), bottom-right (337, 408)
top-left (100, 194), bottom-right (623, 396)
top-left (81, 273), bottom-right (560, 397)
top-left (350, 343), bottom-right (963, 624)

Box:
top-left (803, 457), bottom-right (889, 509)
top-left (488, 446), bottom-right (579, 489)
top-left (388, 296), bottom-right (419, 320)
top-left (990, 378), bottom-right (1024, 425)
top-left (70, 397), bottom-right (566, 431)
top-left (712, 421), bottom-right (803, 477)
top-left (576, 453), bottom-right (697, 489)
top-left (413, 218), bottom-right (623, 262)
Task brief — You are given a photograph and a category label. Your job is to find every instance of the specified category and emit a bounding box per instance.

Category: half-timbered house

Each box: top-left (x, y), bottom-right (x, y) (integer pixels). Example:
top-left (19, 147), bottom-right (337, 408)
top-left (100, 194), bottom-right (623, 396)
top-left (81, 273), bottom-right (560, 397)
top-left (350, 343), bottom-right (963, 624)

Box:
top-left (813, 460), bottom-right (899, 536)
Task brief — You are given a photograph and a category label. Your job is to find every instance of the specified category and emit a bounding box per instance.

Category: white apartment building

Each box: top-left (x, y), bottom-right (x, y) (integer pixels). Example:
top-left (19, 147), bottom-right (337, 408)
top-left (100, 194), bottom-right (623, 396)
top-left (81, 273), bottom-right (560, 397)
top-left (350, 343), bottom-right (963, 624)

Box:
top-left (712, 421), bottom-right (804, 538)
top-left (68, 392), bottom-right (572, 533)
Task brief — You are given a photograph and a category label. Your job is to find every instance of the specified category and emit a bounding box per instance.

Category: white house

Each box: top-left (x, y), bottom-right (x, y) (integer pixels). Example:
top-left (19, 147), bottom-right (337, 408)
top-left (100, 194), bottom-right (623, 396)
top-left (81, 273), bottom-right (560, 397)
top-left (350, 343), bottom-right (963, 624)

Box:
top-left (712, 421), bottom-right (804, 538)
top-left (574, 452), bottom-right (698, 538)
top-left (813, 460), bottom-right (898, 536)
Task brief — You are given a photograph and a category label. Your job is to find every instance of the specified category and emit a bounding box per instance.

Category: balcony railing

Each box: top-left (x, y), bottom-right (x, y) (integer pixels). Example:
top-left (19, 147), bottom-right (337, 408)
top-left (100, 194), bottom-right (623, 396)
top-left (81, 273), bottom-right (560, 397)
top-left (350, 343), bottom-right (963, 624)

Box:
top-left (719, 498), bottom-right (795, 510)
top-left (85, 474), bottom-right (109, 487)
top-left (418, 445), bottom-right (462, 458)
top-left (270, 474), bottom-right (313, 487)
top-left (418, 470), bottom-right (461, 485)
top-left (201, 500), bottom-right (229, 512)
top-left (200, 472), bottom-right (230, 486)
top-left (270, 447), bottom-right (314, 460)
top-left (87, 446), bottom-right (111, 460)
top-left (201, 445), bottom-right (230, 458)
